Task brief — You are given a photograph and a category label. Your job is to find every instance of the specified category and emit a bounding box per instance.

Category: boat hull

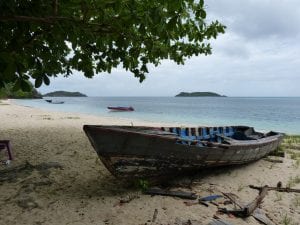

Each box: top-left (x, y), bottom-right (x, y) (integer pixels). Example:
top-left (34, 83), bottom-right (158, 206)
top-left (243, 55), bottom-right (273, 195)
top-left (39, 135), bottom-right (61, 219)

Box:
top-left (107, 107), bottom-right (134, 111)
top-left (83, 125), bottom-right (283, 179)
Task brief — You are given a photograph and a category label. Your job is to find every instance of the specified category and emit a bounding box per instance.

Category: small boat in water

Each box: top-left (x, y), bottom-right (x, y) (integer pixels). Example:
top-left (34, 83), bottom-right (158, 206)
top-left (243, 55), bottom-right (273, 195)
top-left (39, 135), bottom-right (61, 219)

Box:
top-left (107, 106), bottom-right (134, 112)
top-left (45, 99), bottom-right (64, 104)
top-left (83, 125), bottom-right (283, 180)
top-left (51, 101), bottom-right (64, 104)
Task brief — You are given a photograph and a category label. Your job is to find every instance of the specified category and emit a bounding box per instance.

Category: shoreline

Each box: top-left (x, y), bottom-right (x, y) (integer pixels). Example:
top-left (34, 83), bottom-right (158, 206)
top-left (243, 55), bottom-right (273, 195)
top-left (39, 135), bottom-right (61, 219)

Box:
top-left (11, 97), bottom-right (300, 135)
top-left (0, 99), bottom-right (299, 225)
top-left (8, 99), bottom-right (300, 136)
top-left (9, 99), bottom-right (184, 128)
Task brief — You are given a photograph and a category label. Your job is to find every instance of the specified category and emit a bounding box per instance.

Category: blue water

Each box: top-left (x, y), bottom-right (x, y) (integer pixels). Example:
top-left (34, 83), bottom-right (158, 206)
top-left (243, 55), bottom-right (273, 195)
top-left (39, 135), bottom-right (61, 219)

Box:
top-left (14, 97), bottom-right (300, 134)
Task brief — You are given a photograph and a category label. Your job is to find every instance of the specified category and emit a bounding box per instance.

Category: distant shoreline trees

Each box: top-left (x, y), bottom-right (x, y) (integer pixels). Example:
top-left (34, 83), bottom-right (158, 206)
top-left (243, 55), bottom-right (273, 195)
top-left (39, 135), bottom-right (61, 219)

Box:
top-left (0, 82), bottom-right (42, 99)
top-left (43, 91), bottom-right (87, 97)
top-left (175, 92), bottom-right (226, 97)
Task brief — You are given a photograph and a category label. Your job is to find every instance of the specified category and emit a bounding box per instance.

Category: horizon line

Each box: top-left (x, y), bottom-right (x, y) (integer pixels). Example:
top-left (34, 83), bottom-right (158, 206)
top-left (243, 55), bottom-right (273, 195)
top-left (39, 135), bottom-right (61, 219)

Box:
top-left (49, 95), bottom-right (300, 98)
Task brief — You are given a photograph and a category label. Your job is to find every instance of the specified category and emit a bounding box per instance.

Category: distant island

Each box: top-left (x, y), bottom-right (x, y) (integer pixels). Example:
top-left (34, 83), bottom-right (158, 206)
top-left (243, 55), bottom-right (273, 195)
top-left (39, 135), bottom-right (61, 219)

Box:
top-left (175, 92), bottom-right (226, 97)
top-left (43, 91), bottom-right (87, 97)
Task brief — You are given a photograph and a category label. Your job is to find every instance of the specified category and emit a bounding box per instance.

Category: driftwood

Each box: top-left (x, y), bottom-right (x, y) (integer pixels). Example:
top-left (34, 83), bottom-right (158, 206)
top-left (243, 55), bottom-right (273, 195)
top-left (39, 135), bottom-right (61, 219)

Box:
top-left (244, 186), bottom-right (269, 216)
top-left (199, 201), bottom-right (209, 207)
top-left (144, 187), bottom-right (198, 200)
top-left (249, 185), bottom-right (300, 193)
top-left (220, 186), bottom-right (269, 217)
top-left (152, 209), bottom-right (158, 222)
top-left (198, 194), bottom-right (223, 207)
top-left (221, 190), bottom-right (276, 224)
top-left (222, 192), bottom-right (244, 208)
top-left (210, 201), bottom-right (219, 207)
top-left (253, 208), bottom-right (276, 225)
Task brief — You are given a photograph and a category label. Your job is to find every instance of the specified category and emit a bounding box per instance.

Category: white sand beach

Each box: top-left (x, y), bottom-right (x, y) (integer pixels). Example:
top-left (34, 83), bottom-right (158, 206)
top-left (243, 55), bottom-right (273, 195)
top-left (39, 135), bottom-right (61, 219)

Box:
top-left (0, 100), bottom-right (299, 225)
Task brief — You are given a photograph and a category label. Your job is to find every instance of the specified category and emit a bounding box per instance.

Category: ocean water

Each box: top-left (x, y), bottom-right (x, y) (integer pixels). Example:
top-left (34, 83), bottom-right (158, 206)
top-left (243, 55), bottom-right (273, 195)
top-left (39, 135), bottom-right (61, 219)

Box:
top-left (14, 97), bottom-right (300, 134)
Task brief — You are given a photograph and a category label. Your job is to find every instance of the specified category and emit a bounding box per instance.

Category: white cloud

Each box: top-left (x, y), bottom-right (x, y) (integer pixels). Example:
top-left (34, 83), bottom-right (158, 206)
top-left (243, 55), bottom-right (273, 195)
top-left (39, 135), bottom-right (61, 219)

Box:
top-left (38, 0), bottom-right (300, 97)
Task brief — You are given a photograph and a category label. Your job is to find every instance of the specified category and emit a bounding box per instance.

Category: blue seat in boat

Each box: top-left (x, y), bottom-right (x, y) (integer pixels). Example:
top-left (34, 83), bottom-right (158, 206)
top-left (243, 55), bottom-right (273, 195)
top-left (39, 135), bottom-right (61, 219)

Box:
top-left (180, 128), bottom-right (187, 137)
top-left (208, 127), bottom-right (222, 142)
top-left (175, 128), bottom-right (202, 146)
top-left (174, 128), bottom-right (188, 144)
top-left (224, 126), bottom-right (235, 137)
top-left (209, 127), bottom-right (214, 141)
top-left (202, 127), bottom-right (210, 140)
top-left (171, 127), bottom-right (179, 135)
top-left (228, 127), bottom-right (234, 136)
top-left (216, 127), bottom-right (222, 143)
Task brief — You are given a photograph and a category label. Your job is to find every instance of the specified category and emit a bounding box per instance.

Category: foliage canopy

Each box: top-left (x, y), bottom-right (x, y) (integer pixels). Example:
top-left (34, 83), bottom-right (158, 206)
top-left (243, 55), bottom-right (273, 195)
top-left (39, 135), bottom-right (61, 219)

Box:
top-left (0, 0), bottom-right (225, 90)
top-left (0, 82), bottom-right (42, 99)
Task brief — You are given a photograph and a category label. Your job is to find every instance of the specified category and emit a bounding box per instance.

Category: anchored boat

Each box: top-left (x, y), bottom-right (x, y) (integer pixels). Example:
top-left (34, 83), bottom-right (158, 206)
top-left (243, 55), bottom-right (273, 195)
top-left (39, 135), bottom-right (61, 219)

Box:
top-left (107, 106), bottom-right (134, 112)
top-left (45, 99), bottom-right (64, 104)
top-left (83, 125), bottom-right (283, 179)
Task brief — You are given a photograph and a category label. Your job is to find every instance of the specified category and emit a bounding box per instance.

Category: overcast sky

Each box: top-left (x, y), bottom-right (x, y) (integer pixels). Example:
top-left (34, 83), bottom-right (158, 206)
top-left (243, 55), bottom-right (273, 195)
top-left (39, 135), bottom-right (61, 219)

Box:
top-left (38, 0), bottom-right (300, 97)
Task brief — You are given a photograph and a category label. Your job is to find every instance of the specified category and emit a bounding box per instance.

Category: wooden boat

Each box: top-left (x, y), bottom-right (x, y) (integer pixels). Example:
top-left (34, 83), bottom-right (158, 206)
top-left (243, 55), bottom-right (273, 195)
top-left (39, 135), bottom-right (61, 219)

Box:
top-left (50, 101), bottom-right (64, 104)
top-left (83, 125), bottom-right (284, 180)
top-left (107, 106), bottom-right (134, 112)
top-left (45, 100), bottom-right (64, 104)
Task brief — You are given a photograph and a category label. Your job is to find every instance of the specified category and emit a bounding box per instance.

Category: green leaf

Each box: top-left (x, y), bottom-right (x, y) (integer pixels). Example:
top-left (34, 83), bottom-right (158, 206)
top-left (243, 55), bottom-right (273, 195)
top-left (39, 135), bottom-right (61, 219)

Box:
top-left (3, 62), bottom-right (16, 80)
top-left (35, 76), bottom-right (43, 88)
top-left (199, 0), bottom-right (204, 7)
top-left (21, 80), bottom-right (31, 92)
top-left (200, 9), bottom-right (206, 19)
top-left (0, 79), bottom-right (5, 88)
top-left (43, 75), bottom-right (50, 85)
top-left (141, 64), bottom-right (148, 73)
top-left (12, 80), bottom-right (21, 92)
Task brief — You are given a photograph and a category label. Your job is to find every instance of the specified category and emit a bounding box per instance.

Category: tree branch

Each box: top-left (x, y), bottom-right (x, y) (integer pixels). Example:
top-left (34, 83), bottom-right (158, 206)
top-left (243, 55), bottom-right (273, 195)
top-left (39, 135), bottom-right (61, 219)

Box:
top-left (249, 185), bottom-right (300, 193)
top-left (53, 0), bottom-right (58, 15)
top-left (24, 27), bottom-right (53, 48)
top-left (0, 16), bottom-right (70, 23)
top-left (0, 15), bottom-right (115, 32)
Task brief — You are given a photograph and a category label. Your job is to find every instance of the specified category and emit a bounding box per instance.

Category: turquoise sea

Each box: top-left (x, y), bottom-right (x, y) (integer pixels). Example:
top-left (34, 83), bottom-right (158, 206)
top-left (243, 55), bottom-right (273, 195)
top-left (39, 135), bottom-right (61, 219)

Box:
top-left (14, 97), bottom-right (300, 134)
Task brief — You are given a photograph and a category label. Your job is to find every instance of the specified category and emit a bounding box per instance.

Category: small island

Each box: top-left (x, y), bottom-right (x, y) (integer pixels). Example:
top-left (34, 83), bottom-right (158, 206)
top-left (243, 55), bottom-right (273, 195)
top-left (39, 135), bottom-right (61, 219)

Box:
top-left (175, 92), bottom-right (226, 97)
top-left (43, 91), bottom-right (87, 97)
